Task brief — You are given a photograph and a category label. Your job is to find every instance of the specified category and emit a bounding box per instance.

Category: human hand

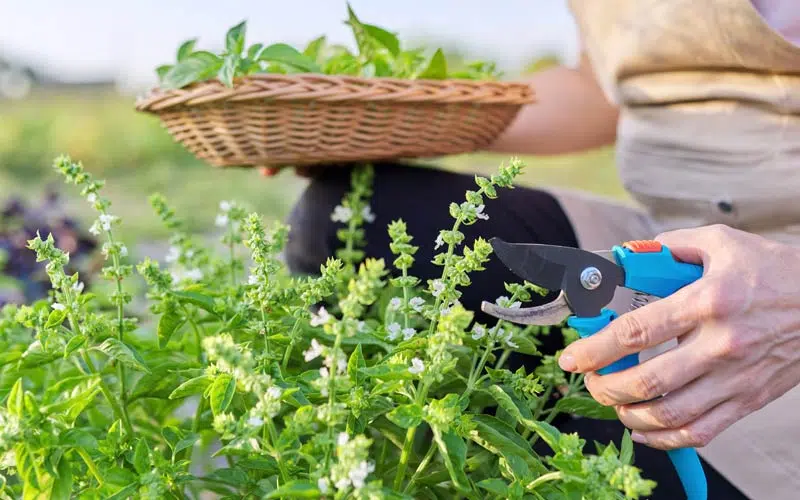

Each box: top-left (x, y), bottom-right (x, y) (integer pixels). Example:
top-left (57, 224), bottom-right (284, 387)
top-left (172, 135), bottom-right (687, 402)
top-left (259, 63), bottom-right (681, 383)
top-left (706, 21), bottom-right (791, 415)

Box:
top-left (259, 166), bottom-right (317, 178)
top-left (557, 224), bottom-right (800, 450)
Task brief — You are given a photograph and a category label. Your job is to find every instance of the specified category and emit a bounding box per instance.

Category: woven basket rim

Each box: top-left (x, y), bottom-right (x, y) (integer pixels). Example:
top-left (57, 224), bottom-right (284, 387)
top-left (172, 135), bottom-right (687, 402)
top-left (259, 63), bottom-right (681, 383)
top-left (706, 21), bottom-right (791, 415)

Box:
top-left (135, 73), bottom-right (535, 113)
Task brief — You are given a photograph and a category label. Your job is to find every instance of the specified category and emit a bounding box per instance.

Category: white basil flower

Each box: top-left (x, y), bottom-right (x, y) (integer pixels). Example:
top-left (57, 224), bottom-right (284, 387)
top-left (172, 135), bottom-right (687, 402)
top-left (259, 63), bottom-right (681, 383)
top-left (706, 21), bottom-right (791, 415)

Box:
top-left (330, 205), bottom-right (353, 223)
top-left (386, 322), bottom-right (401, 341)
top-left (185, 268), bottom-right (203, 281)
top-left (431, 279), bottom-right (445, 298)
top-left (434, 232), bottom-right (445, 249)
top-left (349, 461), bottom-right (375, 489)
top-left (165, 246), bottom-right (181, 263)
top-left (310, 306), bottom-right (331, 327)
top-left (361, 205), bottom-right (375, 223)
top-left (303, 339), bottom-right (324, 362)
top-left (409, 357), bottom-right (425, 375)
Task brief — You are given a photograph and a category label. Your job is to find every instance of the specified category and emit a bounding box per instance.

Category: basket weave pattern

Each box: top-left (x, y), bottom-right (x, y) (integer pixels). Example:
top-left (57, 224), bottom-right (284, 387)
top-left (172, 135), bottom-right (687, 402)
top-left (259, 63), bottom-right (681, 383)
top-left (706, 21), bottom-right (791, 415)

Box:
top-left (135, 74), bottom-right (534, 168)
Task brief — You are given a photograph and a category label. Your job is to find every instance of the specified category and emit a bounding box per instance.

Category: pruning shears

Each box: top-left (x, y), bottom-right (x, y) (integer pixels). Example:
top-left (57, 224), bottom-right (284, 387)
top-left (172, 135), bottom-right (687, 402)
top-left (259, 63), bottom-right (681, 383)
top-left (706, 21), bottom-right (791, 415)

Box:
top-left (481, 238), bottom-right (707, 500)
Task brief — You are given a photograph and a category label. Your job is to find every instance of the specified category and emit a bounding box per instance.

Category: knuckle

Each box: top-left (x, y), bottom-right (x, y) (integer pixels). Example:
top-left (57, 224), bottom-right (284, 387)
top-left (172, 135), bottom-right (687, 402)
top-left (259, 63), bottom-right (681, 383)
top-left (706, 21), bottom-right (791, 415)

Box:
top-left (686, 426), bottom-right (715, 448)
top-left (696, 282), bottom-right (735, 319)
top-left (714, 325), bottom-right (750, 360)
top-left (615, 314), bottom-right (649, 351)
top-left (653, 401), bottom-right (685, 429)
top-left (634, 371), bottom-right (665, 401)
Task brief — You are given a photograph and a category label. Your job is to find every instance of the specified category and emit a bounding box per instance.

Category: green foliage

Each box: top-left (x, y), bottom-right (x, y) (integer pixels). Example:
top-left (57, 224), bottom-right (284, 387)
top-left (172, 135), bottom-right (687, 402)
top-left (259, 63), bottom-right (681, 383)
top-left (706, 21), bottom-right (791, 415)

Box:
top-left (156, 4), bottom-right (502, 89)
top-left (0, 155), bottom-right (657, 499)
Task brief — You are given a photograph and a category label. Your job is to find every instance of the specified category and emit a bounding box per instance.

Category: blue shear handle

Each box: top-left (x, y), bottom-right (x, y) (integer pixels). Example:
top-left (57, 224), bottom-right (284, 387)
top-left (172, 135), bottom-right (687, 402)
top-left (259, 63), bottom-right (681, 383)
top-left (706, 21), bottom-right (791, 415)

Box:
top-left (567, 311), bottom-right (708, 500)
top-left (612, 245), bottom-right (704, 298)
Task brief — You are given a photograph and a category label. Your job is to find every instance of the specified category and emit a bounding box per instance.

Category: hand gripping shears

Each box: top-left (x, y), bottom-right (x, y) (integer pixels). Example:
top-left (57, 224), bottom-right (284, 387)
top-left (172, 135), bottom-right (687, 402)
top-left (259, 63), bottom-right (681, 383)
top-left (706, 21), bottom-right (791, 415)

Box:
top-left (481, 238), bottom-right (707, 500)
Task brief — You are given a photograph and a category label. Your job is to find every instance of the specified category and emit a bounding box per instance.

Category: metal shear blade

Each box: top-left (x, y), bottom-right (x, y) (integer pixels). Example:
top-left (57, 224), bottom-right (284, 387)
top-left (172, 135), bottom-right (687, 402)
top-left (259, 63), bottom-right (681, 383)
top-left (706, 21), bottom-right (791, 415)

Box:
top-left (481, 290), bottom-right (572, 325)
top-left (481, 238), bottom-right (625, 323)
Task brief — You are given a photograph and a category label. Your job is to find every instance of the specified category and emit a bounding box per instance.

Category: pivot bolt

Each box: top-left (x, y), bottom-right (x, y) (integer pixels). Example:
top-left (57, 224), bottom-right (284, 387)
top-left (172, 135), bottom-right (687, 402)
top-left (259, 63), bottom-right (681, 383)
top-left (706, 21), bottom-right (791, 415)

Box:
top-left (580, 267), bottom-right (602, 290)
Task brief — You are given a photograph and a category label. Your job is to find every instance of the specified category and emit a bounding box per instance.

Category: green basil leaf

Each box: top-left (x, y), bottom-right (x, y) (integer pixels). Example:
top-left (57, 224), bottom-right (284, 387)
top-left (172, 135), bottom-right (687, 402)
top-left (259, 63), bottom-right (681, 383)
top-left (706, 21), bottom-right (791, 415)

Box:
top-left (470, 414), bottom-right (533, 458)
top-left (174, 433), bottom-right (201, 455)
top-left (259, 43), bottom-right (321, 73)
top-left (50, 456), bottom-right (73, 500)
top-left (171, 290), bottom-right (217, 314)
top-left (486, 385), bottom-right (533, 422)
top-left (385, 403), bottom-right (422, 429)
top-left (432, 427), bottom-right (470, 493)
top-left (157, 306), bottom-right (184, 349)
top-left (177, 39), bottom-right (197, 61)
top-left (131, 370), bottom-right (181, 400)
top-left (358, 363), bottom-right (414, 381)
top-left (106, 483), bottom-right (138, 500)
top-left (92, 338), bottom-right (150, 373)
top-left (104, 467), bottom-right (137, 486)
top-left (554, 395), bottom-right (617, 420)
top-left (203, 467), bottom-right (248, 485)
top-left (363, 24), bottom-right (400, 55)
top-left (161, 426), bottom-right (182, 452)
top-left (416, 48), bottom-right (447, 79)
top-left (265, 480), bottom-right (321, 499)
top-left (209, 373), bottom-right (236, 416)
top-left (133, 438), bottom-right (149, 475)
top-left (7, 378), bottom-right (23, 417)
top-left (45, 308), bottom-right (67, 329)
top-left (477, 478), bottom-right (509, 496)
top-left (64, 335), bottom-right (86, 358)
top-left (225, 21), bottom-right (247, 55)
top-left (59, 428), bottom-right (98, 449)
top-left (219, 53), bottom-right (239, 87)
top-left (160, 51), bottom-right (222, 89)
top-left (347, 344), bottom-right (366, 385)
top-left (303, 35), bottom-right (326, 62)
top-left (521, 419), bottom-right (562, 452)
top-left (620, 428), bottom-right (634, 465)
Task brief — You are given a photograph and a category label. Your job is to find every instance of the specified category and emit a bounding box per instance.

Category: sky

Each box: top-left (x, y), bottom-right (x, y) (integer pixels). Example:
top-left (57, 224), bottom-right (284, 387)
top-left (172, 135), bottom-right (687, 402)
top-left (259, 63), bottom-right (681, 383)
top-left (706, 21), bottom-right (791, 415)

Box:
top-left (0, 0), bottom-right (579, 87)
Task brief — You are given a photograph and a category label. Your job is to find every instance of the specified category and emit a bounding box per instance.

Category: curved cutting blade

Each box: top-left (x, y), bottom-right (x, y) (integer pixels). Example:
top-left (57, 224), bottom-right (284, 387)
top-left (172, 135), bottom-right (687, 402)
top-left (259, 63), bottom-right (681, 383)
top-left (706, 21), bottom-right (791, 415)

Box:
top-left (490, 238), bottom-right (570, 291)
top-left (481, 291), bottom-right (572, 325)
top-left (489, 238), bottom-right (626, 317)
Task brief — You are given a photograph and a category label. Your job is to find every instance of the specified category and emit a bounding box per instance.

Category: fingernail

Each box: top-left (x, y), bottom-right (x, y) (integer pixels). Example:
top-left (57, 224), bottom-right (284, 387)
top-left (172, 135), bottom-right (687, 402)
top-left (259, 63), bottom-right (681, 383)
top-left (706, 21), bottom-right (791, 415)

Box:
top-left (631, 432), bottom-right (647, 444)
top-left (558, 354), bottom-right (576, 372)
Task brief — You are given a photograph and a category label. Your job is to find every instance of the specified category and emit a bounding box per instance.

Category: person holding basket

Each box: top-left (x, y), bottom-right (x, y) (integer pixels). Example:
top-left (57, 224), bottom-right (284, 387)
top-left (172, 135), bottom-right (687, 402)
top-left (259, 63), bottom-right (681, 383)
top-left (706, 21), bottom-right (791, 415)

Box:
top-left (277, 1), bottom-right (800, 498)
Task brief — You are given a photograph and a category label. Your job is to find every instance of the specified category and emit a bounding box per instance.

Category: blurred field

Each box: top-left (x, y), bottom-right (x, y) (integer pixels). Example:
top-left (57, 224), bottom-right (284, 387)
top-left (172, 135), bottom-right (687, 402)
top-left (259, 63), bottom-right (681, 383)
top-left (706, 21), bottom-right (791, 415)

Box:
top-left (0, 88), bottom-right (627, 253)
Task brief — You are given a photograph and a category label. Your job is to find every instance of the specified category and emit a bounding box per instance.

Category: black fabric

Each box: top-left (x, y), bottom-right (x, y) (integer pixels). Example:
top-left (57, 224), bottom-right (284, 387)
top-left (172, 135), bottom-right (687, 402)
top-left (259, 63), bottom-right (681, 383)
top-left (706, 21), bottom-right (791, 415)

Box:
top-left (284, 162), bottom-right (746, 500)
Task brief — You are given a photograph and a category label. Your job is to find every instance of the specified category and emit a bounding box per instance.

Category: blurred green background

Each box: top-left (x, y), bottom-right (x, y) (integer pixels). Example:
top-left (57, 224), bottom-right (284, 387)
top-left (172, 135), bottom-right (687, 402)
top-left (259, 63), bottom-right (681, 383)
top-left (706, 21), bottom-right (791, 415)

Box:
top-left (0, 54), bottom-right (625, 264)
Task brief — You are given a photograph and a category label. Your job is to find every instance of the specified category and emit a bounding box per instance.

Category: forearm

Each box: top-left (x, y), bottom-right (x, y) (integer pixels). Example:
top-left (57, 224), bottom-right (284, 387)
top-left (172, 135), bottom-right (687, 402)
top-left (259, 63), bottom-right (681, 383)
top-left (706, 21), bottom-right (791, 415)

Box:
top-left (486, 54), bottom-right (619, 156)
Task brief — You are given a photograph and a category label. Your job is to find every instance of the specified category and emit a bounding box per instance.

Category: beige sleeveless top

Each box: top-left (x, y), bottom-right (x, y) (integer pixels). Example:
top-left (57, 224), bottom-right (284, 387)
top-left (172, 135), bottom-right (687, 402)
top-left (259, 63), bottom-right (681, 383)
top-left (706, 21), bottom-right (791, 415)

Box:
top-left (563, 1), bottom-right (800, 498)
top-left (568, 0), bottom-right (800, 246)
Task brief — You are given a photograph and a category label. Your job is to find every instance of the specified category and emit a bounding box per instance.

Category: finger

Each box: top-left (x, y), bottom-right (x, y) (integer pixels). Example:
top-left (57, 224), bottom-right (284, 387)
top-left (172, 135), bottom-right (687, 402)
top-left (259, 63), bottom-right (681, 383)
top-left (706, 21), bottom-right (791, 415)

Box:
top-left (630, 399), bottom-right (742, 450)
top-left (259, 167), bottom-right (280, 177)
top-left (559, 285), bottom-right (699, 373)
top-left (583, 329), bottom-right (708, 406)
top-left (616, 367), bottom-right (733, 432)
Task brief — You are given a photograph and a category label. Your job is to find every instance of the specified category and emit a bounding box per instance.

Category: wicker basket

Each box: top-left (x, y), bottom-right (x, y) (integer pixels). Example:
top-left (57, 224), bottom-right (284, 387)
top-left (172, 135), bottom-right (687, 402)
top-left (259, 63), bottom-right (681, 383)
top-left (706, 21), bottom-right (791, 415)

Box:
top-left (135, 73), bottom-right (535, 168)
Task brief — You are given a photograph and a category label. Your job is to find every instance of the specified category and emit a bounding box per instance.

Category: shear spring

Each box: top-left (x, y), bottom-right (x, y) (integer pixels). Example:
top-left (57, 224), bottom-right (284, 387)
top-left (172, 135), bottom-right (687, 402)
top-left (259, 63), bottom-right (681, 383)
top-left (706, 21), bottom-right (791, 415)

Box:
top-left (630, 291), bottom-right (651, 311)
